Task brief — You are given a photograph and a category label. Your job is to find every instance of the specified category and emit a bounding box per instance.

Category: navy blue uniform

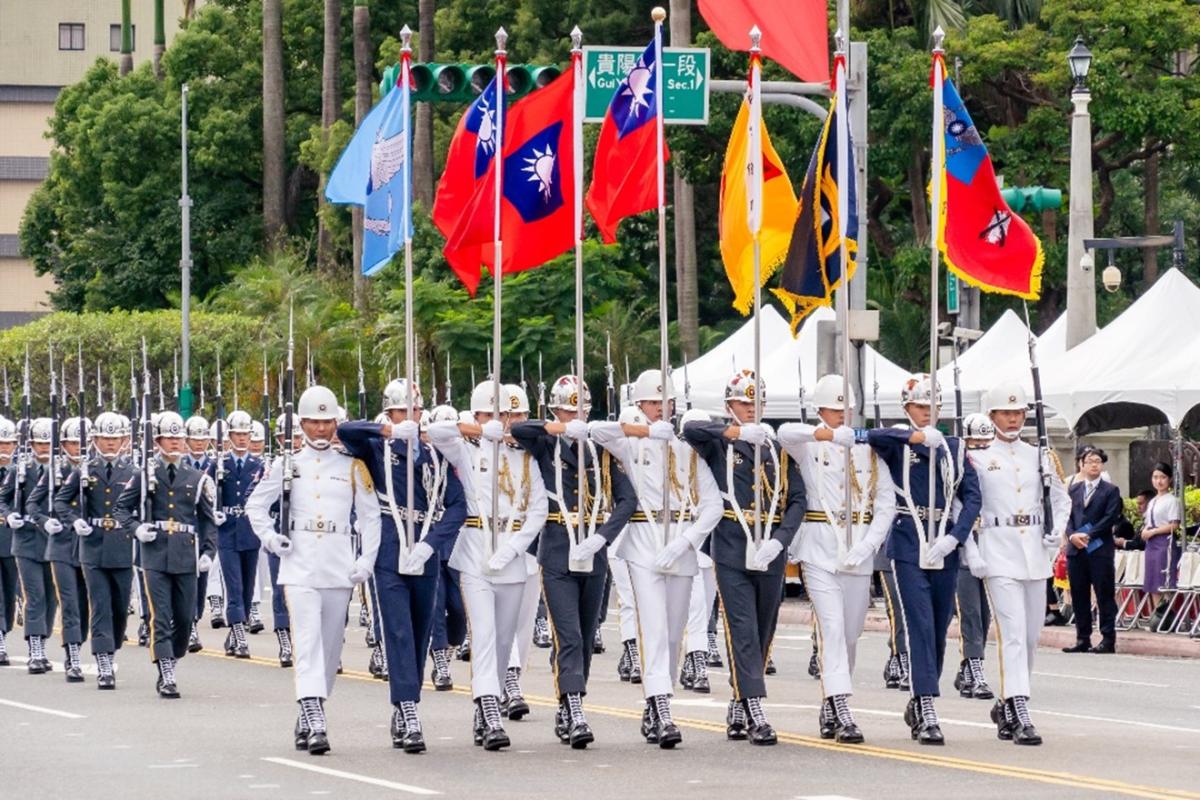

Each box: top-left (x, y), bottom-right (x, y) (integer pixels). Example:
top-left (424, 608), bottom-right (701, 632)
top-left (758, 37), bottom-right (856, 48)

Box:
top-left (215, 453), bottom-right (264, 626)
top-left (867, 428), bottom-right (981, 697)
top-left (337, 422), bottom-right (466, 705)
top-left (426, 447), bottom-right (466, 654)
top-left (186, 455), bottom-right (217, 621)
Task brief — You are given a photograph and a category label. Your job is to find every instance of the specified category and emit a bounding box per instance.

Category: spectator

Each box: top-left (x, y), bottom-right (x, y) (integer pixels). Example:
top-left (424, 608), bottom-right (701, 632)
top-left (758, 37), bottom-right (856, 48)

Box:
top-left (1114, 490), bottom-right (1156, 551)
top-left (1062, 447), bottom-right (1124, 654)
top-left (1141, 463), bottom-right (1182, 626)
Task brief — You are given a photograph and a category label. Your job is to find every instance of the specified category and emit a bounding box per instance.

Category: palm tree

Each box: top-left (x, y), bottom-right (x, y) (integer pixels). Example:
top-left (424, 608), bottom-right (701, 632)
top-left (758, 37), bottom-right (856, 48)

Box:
top-left (119, 0), bottom-right (133, 76)
top-left (262, 0), bottom-right (287, 250)
top-left (153, 0), bottom-right (165, 79)
top-left (317, 0), bottom-right (342, 275)
top-left (413, 0), bottom-right (436, 208)
top-left (351, 0), bottom-right (372, 311)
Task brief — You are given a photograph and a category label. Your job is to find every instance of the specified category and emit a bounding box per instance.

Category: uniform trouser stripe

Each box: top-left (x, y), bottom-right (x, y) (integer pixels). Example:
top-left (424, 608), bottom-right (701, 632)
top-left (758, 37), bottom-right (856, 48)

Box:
top-left (540, 565), bottom-right (607, 698)
top-left (143, 569), bottom-right (195, 662)
top-left (713, 563), bottom-right (784, 701)
top-left (50, 561), bottom-right (89, 646)
top-left (878, 567), bottom-right (908, 656)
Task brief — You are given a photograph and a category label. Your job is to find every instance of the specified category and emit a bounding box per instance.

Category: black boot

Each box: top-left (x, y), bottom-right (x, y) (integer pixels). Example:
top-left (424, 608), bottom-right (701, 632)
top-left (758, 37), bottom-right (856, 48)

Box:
top-left (300, 698), bottom-right (329, 755)
top-left (991, 699), bottom-right (1015, 741)
top-left (504, 667), bottom-right (530, 721)
top-left (818, 697), bottom-right (837, 739)
top-left (398, 701), bottom-right (426, 754)
top-left (187, 623), bottom-right (203, 653)
top-left (472, 701), bottom-right (485, 746)
top-left (248, 602), bottom-right (265, 634)
top-left (743, 696), bottom-right (777, 746)
top-left (617, 640), bottom-right (633, 681)
top-left (808, 644), bottom-right (821, 679)
top-left (208, 596), bottom-right (225, 629)
top-left (706, 632), bottom-right (723, 668)
top-left (765, 655), bottom-right (777, 675)
top-left (953, 659), bottom-right (973, 695)
top-left (391, 705), bottom-right (406, 748)
top-left (137, 621), bottom-right (149, 647)
top-left (679, 651), bottom-right (696, 690)
top-left (0, 630), bottom-right (8, 666)
top-left (966, 657), bottom-right (994, 700)
top-left (533, 616), bottom-right (551, 648)
top-left (368, 642), bottom-right (387, 679)
top-left (725, 699), bottom-right (748, 740)
top-left (1009, 696), bottom-right (1043, 746)
top-left (565, 692), bottom-right (594, 749)
top-left (358, 602), bottom-right (370, 628)
top-left (898, 653), bottom-right (911, 691)
top-left (458, 636), bottom-right (472, 662)
top-left (478, 695), bottom-right (510, 751)
top-left (592, 627), bottom-right (605, 654)
top-left (231, 622), bottom-right (251, 659)
top-left (913, 695), bottom-right (944, 745)
top-left (430, 648), bottom-right (453, 691)
top-left (554, 701), bottom-right (571, 744)
top-left (830, 694), bottom-right (864, 744)
top-left (652, 695), bottom-right (682, 749)
top-left (627, 638), bottom-right (643, 684)
top-left (295, 709), bottom-right (312, 750)
top-left (64, 643), bottom-right (84, 683)
top-left (641, 700), bottom-right (660, 744)
top-left (156, 658), bottom-right (180, 699)
top-left (883, 654), bottom-right (901, 689)
top-left (96, 652), bottom-right (116, 690)
top-left (690, 652), bottom-right (710, 694)
top-left (276, 628), bottom-right (293, 668)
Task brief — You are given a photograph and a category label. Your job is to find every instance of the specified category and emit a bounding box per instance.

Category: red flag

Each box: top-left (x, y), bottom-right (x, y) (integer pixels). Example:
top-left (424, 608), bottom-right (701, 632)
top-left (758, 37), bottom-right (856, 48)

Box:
top-left (698, 0), bottom-right (829, 83)
top-left (584, 37), bottom-right (669, 244)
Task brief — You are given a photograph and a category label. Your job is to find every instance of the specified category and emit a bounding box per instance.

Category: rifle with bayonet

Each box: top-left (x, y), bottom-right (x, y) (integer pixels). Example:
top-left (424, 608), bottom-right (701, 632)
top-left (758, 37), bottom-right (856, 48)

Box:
top-left (280, 302), bottom-right (296, 542)
top-left (262, 351), bottom-right (273, 461)
top-left (214, 352), bottom-right (226, 498)
top-left (47, 344), bottom-right (59, 523)
top-left (13, 349), bottom-right (31, 517)
top-left (77, 342), bottom-right (89, 514)
top-left (357, 345), bottom-right (367, 421)
top-left (139, 339), bottom-right (155, 527)
top-left (444, 351), bottom-right (453, 408)
top-left (536, 352), bottom-right (545, 421)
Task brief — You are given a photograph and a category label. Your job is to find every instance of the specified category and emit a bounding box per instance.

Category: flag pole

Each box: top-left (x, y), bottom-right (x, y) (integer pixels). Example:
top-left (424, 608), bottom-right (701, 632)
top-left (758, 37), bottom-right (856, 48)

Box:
top-left (747, 27), bottom-right (764, 554)
top-left (400, 26), bottom-right (416, 555)
top-left (834, 31), bottom-right (854, 557)
top-left (651, 6), bottom-right (671, 552)
top-left (927, 27), bottom-right (946, 552)
top-left (490, 27), bottom-right (508, 558)
top-left (571, 26), bottom-right (588, 556)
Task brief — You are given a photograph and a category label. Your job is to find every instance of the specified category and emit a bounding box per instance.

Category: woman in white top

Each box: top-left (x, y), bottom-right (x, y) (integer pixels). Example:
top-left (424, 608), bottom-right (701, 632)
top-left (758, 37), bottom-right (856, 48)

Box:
top-left (1140, 462), bottom-right (1182, 611)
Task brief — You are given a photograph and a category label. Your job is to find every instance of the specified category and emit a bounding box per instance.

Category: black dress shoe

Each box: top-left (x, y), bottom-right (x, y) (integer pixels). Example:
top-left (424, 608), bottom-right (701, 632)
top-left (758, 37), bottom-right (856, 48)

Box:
top-left (1092, 639), bottom-right (1116, 654)
top-left (1062, 640), bottom-right (1092, 653)
top-left (65, 664), bottom-right (85, 683)
top-left (156, 678), bottom-right (180, 699)
top-left (27, 659), bottom-right (46, 675)
top-left (915, 722), bottom-right (945, 745)
top-left (97, 673), bottom-right (116, 690)
top-left (1012, 723), bottom-right (1042, 746)
top-left (953, 660), bottom-right (971, 695)
top-left (748, 721), bottom-right (777, 746)
top-left (569, 720), bottom-right (594, 749)
top-left (432, 670), bottom-right (453, 691)
top-left (726, 702), bottom-right (748, 741)
top-left (137, 622), bottom-right (150, 647)
top-left (765, 657), bottom-right (777, 675)
top-left (692, 674), bottom-right (710, 694)
top-left (234, 642), bottom-right (251, 659)
top-left (1044, 609), bottom-right (1068, 627)
top-left (903, 697), bottom-right (919, 732)
top-left (481, 725), bottom-right (510, 751)
top-left (990, 700), bottom-right (1013, 741)
top-left (401, 730), bottom-right (426, 754)
top-left (592, 629), bottom-right (605, 654)
top-left (187, 628), bottom-right (203, 654)
top-left (835, 721), bottom-right (864, 744)
top-left (506, 695), bottom-right (530, 721)
top-left (656, 721), bottom-right (682, 749)
top-left (307, 731), bottom-right (330, 755)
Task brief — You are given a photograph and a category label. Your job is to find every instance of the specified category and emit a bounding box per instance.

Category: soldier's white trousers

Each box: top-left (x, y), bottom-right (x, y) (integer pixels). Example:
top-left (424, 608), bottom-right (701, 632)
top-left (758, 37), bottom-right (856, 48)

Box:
top-left (207, 555), bottom-right (225, 602)
top-left (627, 562), bottom-right (692, 698)
top-left (459, 572), bottom-right (524, 700)
top-left (686, 564), bottom-right (716, 654)
top-left (285, 585), bottom-right (351, 700)
top-left (803, 563), bottom-right (871, 698)
top-left (608, 553), bottom-right (638, 642)
top-left (508, 556), bottom-right (541, 671)
top-left (983, 575), bottom-right (1043, 699)
top-left (252, 549), bottom-right (268, 604)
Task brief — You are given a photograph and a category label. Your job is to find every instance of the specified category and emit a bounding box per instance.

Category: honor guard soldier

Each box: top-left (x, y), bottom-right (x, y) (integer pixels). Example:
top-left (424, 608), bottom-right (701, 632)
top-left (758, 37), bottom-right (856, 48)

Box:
top-left (681, 371), bottom-right (805, 745)
top-left (0, 418), bottom-right (20, 665)
top-left (968, 385), bottom-right (1069, 745)
top-left (952, 413), bottom-right (997, 701)
top-left (183, 415), bottom-right (214, 651)
top-left (2, 418), bottom-right (59, 673)
top-left (678, 408), bottom-right (721, 695)
top-left (338, 382), bottom-right (468, 754)
top-left (116, 411), bottom-right (219, 698)
top-left (265, 413), bottom-right (302, 668)
top-left (55, 412), bottom-right (135, 688)
top-left (606, 407), bottom-right (644, 687)
top-left (860, 374), bottom-right (982, 745)
top-left (249, 420), bottom-right (267, 457)
top-left (216, 409), bottom-right (264, 658)
top-left (247, 386), bottom-right (381, 756)
top-left (590, 370), bottom-right (722, 748)
top-left (511, 375), bottom-right (637, 749)
top-left (426, 381), bottom-right (549, 750)
top-left (30, 416), bottom-right (92, 682)
top-left (778, 375), bottom-right (897, 743)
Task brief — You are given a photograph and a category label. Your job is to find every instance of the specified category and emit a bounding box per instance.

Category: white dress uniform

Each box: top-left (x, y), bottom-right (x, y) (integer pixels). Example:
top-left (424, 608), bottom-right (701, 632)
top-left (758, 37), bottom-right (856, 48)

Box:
top-left (246, 445), bottom-right (381, 701)
top-left (589, 422), bottom-right (721, 700)
top-left (427, 422), bottom-right (548, 700)
top-left (967, 436), bottom-right (1069, 700)
top-left (778, 423), bottom-right (897, 698)
top-left (684, 450), bottom-right (719, 656)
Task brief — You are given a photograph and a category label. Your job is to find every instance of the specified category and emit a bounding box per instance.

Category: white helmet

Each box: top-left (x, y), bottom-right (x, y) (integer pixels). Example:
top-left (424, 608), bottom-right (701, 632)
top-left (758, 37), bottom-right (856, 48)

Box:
top-left (297, 386), bottom-right (339, 420)
top-left (274, 412), bottom-right (297, 437)
top-left (630, 369), bottom-right (675, 404)
top-left (504, 383), bottom-right (530, 414)
top-left (457, 410), bottom-right (474, 425)
top-left (30, 417), bottom-right (53, 443)
top-left (93, 412), bottom-right (124, 439)
top-left (61, 417), bottom-right (91, 443)
top-left (250, 420), bottom-right (266, 442)
top-left (618, 406), bottom-right (648, 426)
top-left (421, 404), bottom-right (459, 432)
top-left (336, 406), bottom-right (348, 424)
top-left (469, 381), bottom-right (512, 414)
top-left (679, 408), bottom-right (711, 429)
top-left (983, 383), bottom-right (1028, 413)
top-left (372, 412), bottom-right (388, 425)
top-left (724, 370), bottom-right (764, 405)
top-left (811, 374), bottom-right (856, 411)
top-left (185, 415), bottom-right (209, 439)
top-left (115, 414), bottom-right (133, 436)
top-left (154, 411), bottom-right (187, 438)
top-left (382, 378), bottom-right (423, 412)
top-left (208, 420), bottom-right (221, 441)
top-left (0, 416), bottom-right (18, 442)
top-left (900, 373), bottom-right (942, 407)
top-left (227, 409), bottom-right (254, 433)
top-left (963, 412), bottom-right (996, 441)
top-left (548, 375), bottom-right (591, 411)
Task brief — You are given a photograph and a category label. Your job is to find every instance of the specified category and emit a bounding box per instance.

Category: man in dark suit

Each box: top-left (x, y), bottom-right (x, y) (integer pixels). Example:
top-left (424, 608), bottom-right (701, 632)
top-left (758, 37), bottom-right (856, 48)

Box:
top-left (1063, 447), bottom-right (1124, 654)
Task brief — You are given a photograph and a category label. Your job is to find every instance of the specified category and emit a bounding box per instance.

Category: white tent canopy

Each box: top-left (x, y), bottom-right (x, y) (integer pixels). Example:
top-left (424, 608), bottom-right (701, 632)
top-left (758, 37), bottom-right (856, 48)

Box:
top-left (936, 309), bottom-right (1033, 417)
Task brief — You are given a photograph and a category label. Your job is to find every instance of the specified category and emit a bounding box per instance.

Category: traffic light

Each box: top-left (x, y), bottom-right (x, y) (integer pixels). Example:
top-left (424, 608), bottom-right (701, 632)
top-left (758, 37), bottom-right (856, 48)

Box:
top-left (380, 62), bottom-right (562, 103)
top-left (1000, 186), bottom-right (1063, 213)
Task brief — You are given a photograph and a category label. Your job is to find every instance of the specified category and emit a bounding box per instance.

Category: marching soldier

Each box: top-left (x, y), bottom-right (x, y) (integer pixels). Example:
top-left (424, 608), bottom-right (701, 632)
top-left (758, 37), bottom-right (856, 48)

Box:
top-left (246, 385), bottom-right (381, 756)
top-left (249, 420), bottom-right (267, 457)
top-left (778, 375), bottom-right (897, 743)
top-left (116, 411), bottom-right (219, 698)
top-left (2, 418), bottom-right (58, 673)
top-left (681, 370), bottom-right (805, 746)
top-left (607, 406), bottom-right (644, 686)
top-left (511, 375), bottom-right (637, 749)
top-left (55, 412), bottom-right (135, 688)
top-left (968, 384), bottom-right (1069, 745)
top-left (426, 381), bottom-right (548, 750)
top-left (860, 374), bottom-right (981, 745)
top-left (265, 412), bottom-right (302, 668)
top-left (216, 409), bottom-right (264, 658)
top-left (876, 539), bottom-right (910, 690)
top-left (338, 381), bottom-right (468, 754)
top-left (679, 408), bottom-right (720, 695)
top-left (0, 418), bottom-right (20, 665)
top-left (953, 413), bottom-right (997, 701)
top-left (590, 370), bottom-right (722, 748)
top-left (183, 414), bottom-right (214, 651)
top-left (30, 416), bottom-right (91, 682)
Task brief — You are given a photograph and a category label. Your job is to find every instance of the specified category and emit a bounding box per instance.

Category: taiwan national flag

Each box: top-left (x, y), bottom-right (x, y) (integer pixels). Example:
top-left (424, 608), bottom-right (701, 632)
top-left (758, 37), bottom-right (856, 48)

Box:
top-left (585, 36), bottom-right (669, 244)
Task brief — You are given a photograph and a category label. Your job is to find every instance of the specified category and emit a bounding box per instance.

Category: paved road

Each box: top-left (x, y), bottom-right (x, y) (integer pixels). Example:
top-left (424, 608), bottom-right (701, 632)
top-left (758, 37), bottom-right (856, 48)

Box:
top-left (3, 600), bottom-right (1199, 800)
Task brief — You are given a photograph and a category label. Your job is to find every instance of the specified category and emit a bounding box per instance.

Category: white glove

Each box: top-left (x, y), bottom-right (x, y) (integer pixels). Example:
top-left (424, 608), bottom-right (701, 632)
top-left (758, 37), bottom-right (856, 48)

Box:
top-left (831, 426), bottom-right (856, 448)
top-left (562, 419), bottom-right (588, 441)
top-left (569, 533), bottom-right (607, 562)
top-left (1042, 533), bottom-right (1062, 549)
top-left (480, 419), bottom-right (505, 443)
top-left (44, 518), bottom-right (64, 535)
top-left (921, 426), bottom-right (946, 451)
top-left (654, 536), bottom-right (692, 571)
top-left (926, 534), bottom-right (958, 561)
top-left (197, 554), bottom-right (213, 572)
top-left (349, 565), bottom-right (372, 584)
top-left (648, 420), bottom-right (675, 441)
top-left (737, 423), bottom-right (766, 446)
top-left (135, 523), bottom-right (157, 543)
top-left (401, 541), bottom-right (435, 573)
top-left (5, 513), bottom-right (23, 529)
top-left (487, 544), bottom-right (519, 572)
top-left (752, 538), bottom-right (784, 570)
top-left (967, 556), bottom-right (989, 580)
top-left (842, 540), bottom-right (875, 569)
top-left (73, 519), bottom-right (93, 537)
top-left (213, 510), bottom-right (228, 526)
top-left (391, 420), bottom-right (420, 442)
top-left (759, 422), bottom-right (776, 440)
top-left (267, 533), bottom-right (292, 556)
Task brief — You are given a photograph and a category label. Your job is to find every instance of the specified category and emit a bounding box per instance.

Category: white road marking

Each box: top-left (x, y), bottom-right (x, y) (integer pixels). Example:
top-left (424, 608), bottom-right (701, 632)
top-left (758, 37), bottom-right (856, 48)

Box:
top-left (796, 795), bottom-right (864, 800)
top-left (248, 785), bottom-right (280, 789)
top-left (0, 698), bottom-right (86, 719)
top-left (148, 764), bottom-right (199, 769)
top-left (262, 757), bottom-right (440, 796)
top-left (1033, 670), bottom-right (1169, 688)
top-left (1036, 709), bottom-right (1200, 735)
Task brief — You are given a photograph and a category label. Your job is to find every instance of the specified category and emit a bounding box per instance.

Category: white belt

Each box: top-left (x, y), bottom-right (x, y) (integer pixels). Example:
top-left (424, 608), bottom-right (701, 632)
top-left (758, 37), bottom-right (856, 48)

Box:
top-left (290, 519), bottom-right (345, 534)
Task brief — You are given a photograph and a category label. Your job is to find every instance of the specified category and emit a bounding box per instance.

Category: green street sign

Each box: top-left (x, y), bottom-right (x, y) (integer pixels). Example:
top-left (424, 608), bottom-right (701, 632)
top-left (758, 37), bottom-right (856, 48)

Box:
top-left (582, 46), bottom-right (710, 125)
top-left (946, 272), bottom-right (960, 315)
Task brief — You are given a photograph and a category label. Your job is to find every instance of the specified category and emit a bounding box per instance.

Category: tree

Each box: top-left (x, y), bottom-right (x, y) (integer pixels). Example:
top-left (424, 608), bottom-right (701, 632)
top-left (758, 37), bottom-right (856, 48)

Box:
top-left (351, 0), bottom-right (373, 310)
top-left (413, 0), bottom-right (436, 208)
top-left (119, 0), bottom-right (134, 76)
top-left (316, 0), bottom-right (343, 275)
top-left (262, 0), bottom-right (287, 250)
top-left (154, 0), bottom-right (166, 79)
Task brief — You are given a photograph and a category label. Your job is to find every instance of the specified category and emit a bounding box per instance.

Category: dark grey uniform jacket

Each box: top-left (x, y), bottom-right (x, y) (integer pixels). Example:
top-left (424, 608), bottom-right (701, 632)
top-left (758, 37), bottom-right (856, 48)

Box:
top-left (116, 459), bottom-right (218, 575)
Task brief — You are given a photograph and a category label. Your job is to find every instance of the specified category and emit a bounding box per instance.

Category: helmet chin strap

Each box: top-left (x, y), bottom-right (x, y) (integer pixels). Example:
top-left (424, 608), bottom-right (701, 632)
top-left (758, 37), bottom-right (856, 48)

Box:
top-left (305, 435), bottom-right (332, 451)
top-left (996, 428), bottom-right (1019, 442)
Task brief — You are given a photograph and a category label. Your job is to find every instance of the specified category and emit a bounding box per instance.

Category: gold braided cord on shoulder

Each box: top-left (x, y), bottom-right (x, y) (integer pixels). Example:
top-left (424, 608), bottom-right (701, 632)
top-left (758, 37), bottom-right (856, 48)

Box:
top-left (353, 458), bottom-right (374, 493)
top-left (1047, 449), bottom-right (1066, 482)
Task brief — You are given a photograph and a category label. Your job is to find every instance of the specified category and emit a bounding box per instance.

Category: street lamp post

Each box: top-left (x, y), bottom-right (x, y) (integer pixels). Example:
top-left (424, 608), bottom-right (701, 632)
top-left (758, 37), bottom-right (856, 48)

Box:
top-left (1065, 36), bottom-right (1095, 350)
top-left (179, 83), bottom-right (194, 418)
